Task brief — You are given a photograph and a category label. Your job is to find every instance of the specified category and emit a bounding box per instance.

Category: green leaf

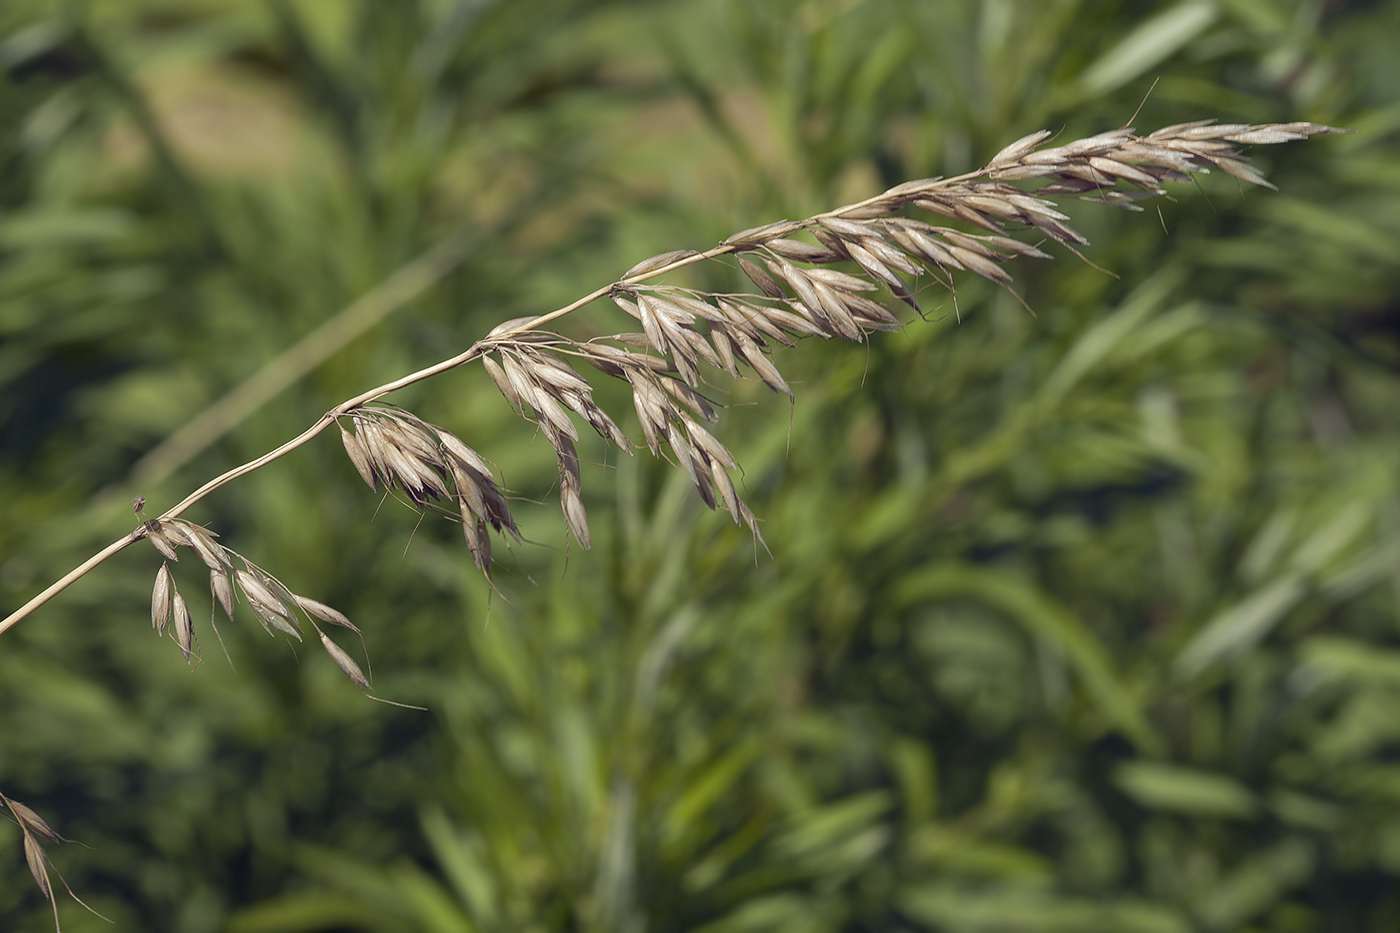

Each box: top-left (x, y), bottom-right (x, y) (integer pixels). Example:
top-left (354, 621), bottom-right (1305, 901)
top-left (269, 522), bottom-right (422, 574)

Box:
top-left (1114, 761), bottom-right (1257, 819)
top-left (894, 564), bottom-right (1161, 753)
top-left (1175, 575), bottom-right (1305, 678)
top-left (1077, 2), bottom-right (1220, 96)
top-left (898, 884), bottom-right (1191, 933)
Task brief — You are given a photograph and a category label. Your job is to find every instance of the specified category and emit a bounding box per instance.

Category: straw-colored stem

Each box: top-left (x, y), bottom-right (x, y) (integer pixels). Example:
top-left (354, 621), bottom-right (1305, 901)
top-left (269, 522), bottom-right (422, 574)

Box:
top-left (0, 537), bottom-right (138, 637)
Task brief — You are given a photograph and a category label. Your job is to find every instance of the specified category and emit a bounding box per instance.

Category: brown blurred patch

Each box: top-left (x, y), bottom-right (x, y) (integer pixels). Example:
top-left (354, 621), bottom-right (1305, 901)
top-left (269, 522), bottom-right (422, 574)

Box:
top-left (106, 60), bottom-right (307, 179)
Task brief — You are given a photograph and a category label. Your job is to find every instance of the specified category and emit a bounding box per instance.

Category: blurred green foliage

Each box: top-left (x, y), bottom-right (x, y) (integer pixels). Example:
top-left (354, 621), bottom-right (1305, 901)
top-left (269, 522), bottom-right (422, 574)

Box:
top-left (2, 0), bottom-right (1400, 930)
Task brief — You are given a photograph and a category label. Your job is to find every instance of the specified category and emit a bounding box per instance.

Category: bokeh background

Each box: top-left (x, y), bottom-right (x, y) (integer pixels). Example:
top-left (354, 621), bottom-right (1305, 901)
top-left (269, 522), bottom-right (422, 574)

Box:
top-left (2, 0), bottom-right (1400, 930)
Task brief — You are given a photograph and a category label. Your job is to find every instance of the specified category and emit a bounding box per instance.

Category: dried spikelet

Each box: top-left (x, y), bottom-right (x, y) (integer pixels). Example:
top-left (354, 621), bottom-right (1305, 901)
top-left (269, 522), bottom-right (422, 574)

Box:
top-left (709, 326), bottom-right (739, 379)
top-left (710, 457), bottom-right (740, 523)
top-left (628, 371), bottom-right (676, 455)
top-left (24, 832), bottom-right (52, 901)
top-left (482, 355), bottom-right (520, 412)
top-left (293, 594), bottom-right (359, 634)
top-left (351, 415), bottom-right (392, 483)
top-left (662, 291), bottom-right (725, 323)
top-left (172, 590), bottom-right (196, 663)
top-left (548, 427), bottom-right (591, 549)
top-left (810, 226), bottom-right (853, 260)
top-left (738, 255), bottom-right (785, 298)
top-left (713, 298), bottom-right (780, 344)
top-left (499, 351), bottom-right (544, 412)
top-left (859, 235), bottom-right (922, 276)
top-left (340, 423), bottom-right (377, 490)
top-left (805, 276), bottom-right (862, 339)
top-left (447, 459), bottom-right (490, 525)
top-left (210, 568), bottom-right (235, 620)
top-left (806, 267), bottom-right (877, 293)
top-left (815, 215), bottom-right (876, 240)
top-left (435, 430), bottom-right (495, 476)
top-left (751, 303), bottom-right (826, 340)
top-left (990, 129), bottom-right (1054, 165)
top-left (680, 413), bottom-right (737, 470)
top-left (440, 446), bottom-right (518, 541)
top-left (318, 629), bottom-right (370, 691)
top-left (523, 350), bottom-right (593, 394)
top-left (842, 238), bottom-right (907, 294)
top-left (382, 412), bottom-right (442, 463)
top-left (610, 291), bottom-right (643, 322)
top-left (739, 500), bottom-right (771, 557)
top-left (885, 175), bottom-right (945, 196)
top-left (634, 293), bottom-right (703, 386)
top-left (152, 563), bottom-right (173, 634)
top-left (177, 521), bottom-right (228, 570)
top-left (6, 798), bottom-right (65, 845)
top-left (725, 220), bottom-right (797, 246)
top-left (235, 568), bottom-right (301, 640)
top-left (376, 418), bottom-right (451, 502)
top-left (841, 292), bottom-right (904, 330)
top-left (486, 315), bottom-right (543, 338)
top-left (731, 330), bottom-right (792, 397)
top-left (512, 362), bottom-right (579, 439)
top-left (659, 377), bottom-right (719, 422)
top-left (1214, 155), bottom-right (1273, 188)
top-left (624, 249), bottom-right (698, 278)
top-left (145, 521), bottom-right (180, 561)
top-left (766, 238), bottom-right (843, 263)
top-left (564, 389), bottom-right (631, 450)
top-left (14, 819), bottom-right (108, 933)
top-left (475, 474), bottom-right (519, 539)
top-left (884, 219), bottom-right (963, 271)
top-left (765, 257), bottom-right (826, 322)
top-left (461, 504), bottom-right (491, 572)
top-left (679, 443), bottom-right (715, 509)
top-left (945, 243), bottom-right (1012, 283)
top-left (561, 480), bottom-right (590, 548)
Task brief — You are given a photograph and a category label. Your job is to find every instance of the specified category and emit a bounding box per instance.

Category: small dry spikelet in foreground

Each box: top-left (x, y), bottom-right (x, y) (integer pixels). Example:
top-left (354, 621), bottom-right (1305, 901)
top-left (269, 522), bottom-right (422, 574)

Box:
top-left (2, 792), bottom-right (107, 932)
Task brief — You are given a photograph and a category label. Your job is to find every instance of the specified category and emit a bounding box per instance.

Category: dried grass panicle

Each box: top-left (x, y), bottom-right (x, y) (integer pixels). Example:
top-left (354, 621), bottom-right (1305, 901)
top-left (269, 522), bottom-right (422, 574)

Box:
top-left (0, 120), bottom-right (1343, 929)
top-left (0, 118), bottom-right (1343, 676)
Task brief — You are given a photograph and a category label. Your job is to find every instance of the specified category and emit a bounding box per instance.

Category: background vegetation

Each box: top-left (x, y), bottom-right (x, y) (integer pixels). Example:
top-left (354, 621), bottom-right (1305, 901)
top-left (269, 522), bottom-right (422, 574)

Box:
top-left (2, 0), bottom-right (1399, 930)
